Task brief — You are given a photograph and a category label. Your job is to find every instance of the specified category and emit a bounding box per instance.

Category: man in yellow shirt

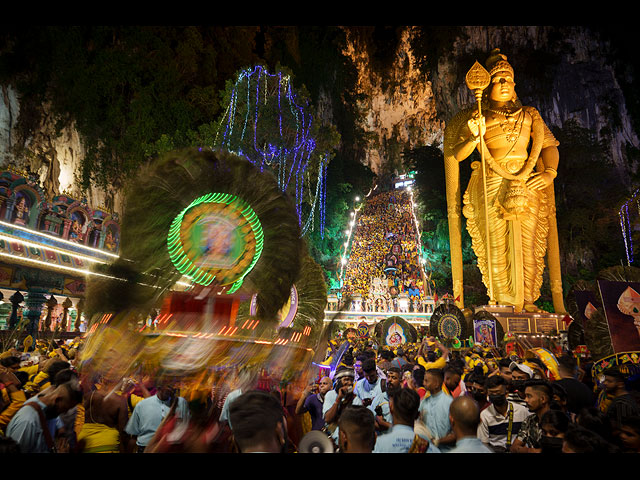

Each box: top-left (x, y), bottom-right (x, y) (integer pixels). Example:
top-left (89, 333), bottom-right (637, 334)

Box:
top-left (416, 337), bottom-right (449, 371)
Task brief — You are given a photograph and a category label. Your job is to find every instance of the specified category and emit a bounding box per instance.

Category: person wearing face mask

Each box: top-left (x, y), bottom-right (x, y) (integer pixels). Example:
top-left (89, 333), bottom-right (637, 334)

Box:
top-left (539, 409), bottom-right (570, 454)
top-left (478, 375), bottom-right (530, 452)
top-left (508, 362), bottom-right (534, 408)
top-left (5, 378), bottom-right (82, 453)
top-left (466, 372), bottom-right (491, 412)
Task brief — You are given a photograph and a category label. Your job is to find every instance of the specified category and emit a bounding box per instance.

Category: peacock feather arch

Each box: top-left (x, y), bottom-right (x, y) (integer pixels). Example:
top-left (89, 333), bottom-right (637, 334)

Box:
top-left (84, 147), bottom-right (305, 325)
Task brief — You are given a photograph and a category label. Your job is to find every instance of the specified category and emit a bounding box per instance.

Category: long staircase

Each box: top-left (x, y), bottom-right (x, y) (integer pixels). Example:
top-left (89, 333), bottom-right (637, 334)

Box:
top-left (327, 186), bottom-right (434, 324)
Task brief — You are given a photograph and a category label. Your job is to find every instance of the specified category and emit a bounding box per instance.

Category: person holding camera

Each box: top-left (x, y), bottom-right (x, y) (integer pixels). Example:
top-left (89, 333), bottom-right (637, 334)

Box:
top-left (322, 367), bottom-right (363, 446)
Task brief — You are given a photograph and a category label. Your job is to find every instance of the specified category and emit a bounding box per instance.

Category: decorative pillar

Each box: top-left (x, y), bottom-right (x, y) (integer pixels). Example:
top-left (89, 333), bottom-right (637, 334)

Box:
top-left (61, 297), bottom-right (72, 332)
top-left (23, 288), bottom-right (48, 341)
top-left (8, 291), bottom-right (24, 329)
top-left (4, 197), bottom-right (16, 222)
top-left (62, 219), bottom-right (72, 240)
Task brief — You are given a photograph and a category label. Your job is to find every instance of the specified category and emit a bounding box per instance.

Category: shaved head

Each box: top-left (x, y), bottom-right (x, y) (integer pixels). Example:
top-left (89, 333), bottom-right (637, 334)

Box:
top-left (449, 396), bottom-right (480, 436)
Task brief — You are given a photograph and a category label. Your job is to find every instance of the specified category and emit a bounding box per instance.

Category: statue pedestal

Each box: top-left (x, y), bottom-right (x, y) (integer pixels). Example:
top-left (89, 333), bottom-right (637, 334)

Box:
top-left (474, 304), bottom-right (567, 339)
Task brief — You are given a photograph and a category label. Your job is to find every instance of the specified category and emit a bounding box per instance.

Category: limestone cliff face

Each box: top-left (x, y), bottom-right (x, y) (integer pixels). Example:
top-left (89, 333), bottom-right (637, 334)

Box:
top-left (1, 26), bottom-right (637, 210)
top-left (0, 85), bottom-right (123, 215)
top-left (343, 27), bottom-right (444, 174)
top-left (345, 25), bottom-right (640, 184)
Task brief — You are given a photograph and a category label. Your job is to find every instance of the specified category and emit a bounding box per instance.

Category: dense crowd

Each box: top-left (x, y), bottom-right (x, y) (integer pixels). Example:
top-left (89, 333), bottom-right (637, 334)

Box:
top-left (341, 190), bottom-right (428, 313)
top-left (1, 333), bottom-right (639, 454)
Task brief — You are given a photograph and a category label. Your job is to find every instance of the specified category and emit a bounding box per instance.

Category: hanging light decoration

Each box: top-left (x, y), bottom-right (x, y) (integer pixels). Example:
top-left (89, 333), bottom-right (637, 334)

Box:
top-left (619, 187), bottom-right (640, 266)
top-left (212, 65), bottom-right (327, 238)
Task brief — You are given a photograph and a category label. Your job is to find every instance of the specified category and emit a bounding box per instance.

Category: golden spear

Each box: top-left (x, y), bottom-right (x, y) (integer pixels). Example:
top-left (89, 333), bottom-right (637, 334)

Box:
top-left (465, 61), bottom-right (496, 304)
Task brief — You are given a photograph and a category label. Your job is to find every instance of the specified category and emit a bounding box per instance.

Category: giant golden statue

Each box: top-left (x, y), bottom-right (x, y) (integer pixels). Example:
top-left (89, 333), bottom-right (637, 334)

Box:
top-left (444, 49), bottom-right (566, 313)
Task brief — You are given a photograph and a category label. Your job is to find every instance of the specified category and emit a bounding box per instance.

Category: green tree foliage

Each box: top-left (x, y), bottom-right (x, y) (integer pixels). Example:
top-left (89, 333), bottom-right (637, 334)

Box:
top-left (0, 26), bottom-right (370, 292)
top-left (0, 26), bottom-right (262, 191)
top-left (258, 27), bottom-right (374, 285)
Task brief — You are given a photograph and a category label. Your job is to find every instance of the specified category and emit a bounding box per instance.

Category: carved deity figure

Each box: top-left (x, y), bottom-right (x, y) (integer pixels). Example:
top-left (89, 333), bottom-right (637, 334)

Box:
top-left (12, 195), bottom-right (30, 225)
top-left (444, 49), bottom-right (565, 313)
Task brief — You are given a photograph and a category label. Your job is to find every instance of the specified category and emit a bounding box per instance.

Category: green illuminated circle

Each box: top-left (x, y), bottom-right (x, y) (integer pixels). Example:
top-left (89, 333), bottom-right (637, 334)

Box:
top-left (167, 193), bottom-right (263, 292)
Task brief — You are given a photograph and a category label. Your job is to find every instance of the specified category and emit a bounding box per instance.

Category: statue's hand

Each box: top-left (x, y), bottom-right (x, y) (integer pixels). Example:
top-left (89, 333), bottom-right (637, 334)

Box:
top-left (467, 113), bottom-right (486, 141)
top-left (526, 171), bottom-right (555, 190)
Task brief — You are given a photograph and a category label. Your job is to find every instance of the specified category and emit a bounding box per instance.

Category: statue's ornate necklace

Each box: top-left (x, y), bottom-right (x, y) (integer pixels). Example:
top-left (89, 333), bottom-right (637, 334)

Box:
top-left (487, 106), bottom-right (524, 143)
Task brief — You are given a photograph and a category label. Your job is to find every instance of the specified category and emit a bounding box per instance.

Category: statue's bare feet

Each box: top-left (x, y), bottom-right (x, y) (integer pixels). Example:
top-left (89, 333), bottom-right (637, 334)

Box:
top-left (523, 303), bottom-right (543, 313)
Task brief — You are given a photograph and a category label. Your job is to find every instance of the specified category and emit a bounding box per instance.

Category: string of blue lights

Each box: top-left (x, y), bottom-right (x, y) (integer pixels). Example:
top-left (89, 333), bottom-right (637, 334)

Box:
top-left (213, 65), bottom-right (327, 238)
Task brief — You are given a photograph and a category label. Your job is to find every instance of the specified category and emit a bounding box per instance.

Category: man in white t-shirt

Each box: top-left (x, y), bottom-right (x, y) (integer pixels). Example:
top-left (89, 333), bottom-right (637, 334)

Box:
top-left (478, 374), bottom-right (530, 452)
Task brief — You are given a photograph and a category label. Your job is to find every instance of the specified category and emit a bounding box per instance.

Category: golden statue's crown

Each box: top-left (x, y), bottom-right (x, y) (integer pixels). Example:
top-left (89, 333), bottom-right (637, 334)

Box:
top-left (486, 48), bottom-right (514, 78)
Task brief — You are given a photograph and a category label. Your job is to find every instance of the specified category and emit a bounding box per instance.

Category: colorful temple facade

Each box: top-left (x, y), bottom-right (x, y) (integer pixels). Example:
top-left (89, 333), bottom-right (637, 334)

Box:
top-left (0, 166), bottom-right (120, 339)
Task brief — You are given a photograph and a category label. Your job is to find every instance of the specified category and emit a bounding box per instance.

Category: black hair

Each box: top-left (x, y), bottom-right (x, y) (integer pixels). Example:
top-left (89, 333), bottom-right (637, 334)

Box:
top-left (498, 358), bottom-right (512, 369)
top-left (557, 353), bottom-right (577, 372)
top-left (524, 379), bottom-right (553, 402)
top-left (45, 360), bottom-right (71, 379)
top-left (401, 363), bottom-right (414, 374)
top-left (443, 364), bottom-right (463, 377)
top-left (338, 405), bottom-right (376, 450)
top-left (363, 350), bottom-right (376, 361)
top-left (380, 350), bottom-right (394, 361)
top-left (603, 367), bottom-right (627, 382)
top-left (53, 368), bottom-right (78, 387)
top-left (527, 357), bottom-right (547, 372)
top-left (362, 358), bottom-right (376, 374)
top-left (342, 352), bottom-right (354, 367)
top-left (59, 379), bottom-right (83, 405)
top-left (387, 366), bottom-right (402, 378)
top-left (0, 435), bottom-right (20, 453)
top-left (389, 387), bottom-right (420, 424)
top-left (470, 373), bottom-right (487, 388)
top-left (412, 367), bottom-right (425, 387)
top-left (563, 424), bottom-right (619, 453)
top-left (0, 356), bottom-right (20, 368)
top-left (425, 368), bottom-right (444, 384)
top-left (485, 374), bottom-right (506, 390)
top-left (229, 390), bottom-right (285, 452)
top-left (13, 370), bottom-right (29, 387)
top-left (450, 354), bottom-right (465, 366)
top-left (576, 407), bottom-right (614, 443)
top-left (540, 409), bottom-right (570, 434)
top-left (550, 382), bottom-right (568, 406)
